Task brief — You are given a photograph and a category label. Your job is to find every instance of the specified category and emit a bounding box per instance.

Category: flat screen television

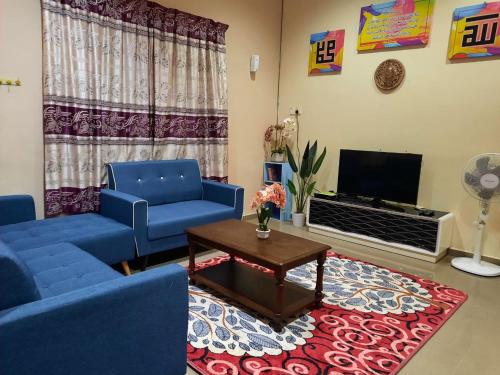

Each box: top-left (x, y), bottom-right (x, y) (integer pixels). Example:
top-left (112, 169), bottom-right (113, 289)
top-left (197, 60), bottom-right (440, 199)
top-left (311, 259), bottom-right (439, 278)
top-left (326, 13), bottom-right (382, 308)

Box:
top-left (337, 149), bottom-right (422, 205)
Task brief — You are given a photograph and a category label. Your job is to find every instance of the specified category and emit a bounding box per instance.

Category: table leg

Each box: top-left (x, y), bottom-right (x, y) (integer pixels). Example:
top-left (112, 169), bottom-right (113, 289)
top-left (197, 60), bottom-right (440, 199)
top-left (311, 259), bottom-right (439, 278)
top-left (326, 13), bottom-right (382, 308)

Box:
top-left (188, 240), bottom-right (196, 285)
top-left (273, 269), bottom-right (285, 332)
top-left (270, 320), bottom-right (283, 333)
top-left (315, 251), bottom-right (326, 308)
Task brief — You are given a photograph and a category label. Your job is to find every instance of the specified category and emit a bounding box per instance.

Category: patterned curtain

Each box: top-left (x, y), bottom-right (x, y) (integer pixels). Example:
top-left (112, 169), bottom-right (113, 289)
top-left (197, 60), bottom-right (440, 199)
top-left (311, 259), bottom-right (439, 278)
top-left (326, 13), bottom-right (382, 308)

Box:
top-left (148, 4), bottom-right (229, 181)
top-left (42, 0), bottom-right (229, 217)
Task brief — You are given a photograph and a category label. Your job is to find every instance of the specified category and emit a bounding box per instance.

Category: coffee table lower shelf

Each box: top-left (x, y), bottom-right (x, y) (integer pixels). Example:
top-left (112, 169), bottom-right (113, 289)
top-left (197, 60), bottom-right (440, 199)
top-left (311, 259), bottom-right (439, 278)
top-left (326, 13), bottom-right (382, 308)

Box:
top-left (190, 260), bottom-right (316, 328)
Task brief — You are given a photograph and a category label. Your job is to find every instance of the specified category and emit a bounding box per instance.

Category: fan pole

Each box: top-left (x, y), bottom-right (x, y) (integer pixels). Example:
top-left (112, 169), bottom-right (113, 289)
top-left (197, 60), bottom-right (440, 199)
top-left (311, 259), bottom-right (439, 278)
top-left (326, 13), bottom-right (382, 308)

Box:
top-left (472, 204), bottom-right (488, 264)
top-left (454, 153), bottom-right (500, 277)
top-left (451, 201), bottom-right (500, 277)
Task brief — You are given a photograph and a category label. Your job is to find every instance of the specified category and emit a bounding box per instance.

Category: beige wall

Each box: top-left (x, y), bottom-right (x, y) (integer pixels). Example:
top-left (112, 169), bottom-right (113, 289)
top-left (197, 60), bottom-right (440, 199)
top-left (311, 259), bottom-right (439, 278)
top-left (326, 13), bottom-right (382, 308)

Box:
top-left (279, 0), bottom-right (500, 258)
top-left (0, 0), bottom-right (44, 217)
top-left (0, 0), bottom-right (282, 218)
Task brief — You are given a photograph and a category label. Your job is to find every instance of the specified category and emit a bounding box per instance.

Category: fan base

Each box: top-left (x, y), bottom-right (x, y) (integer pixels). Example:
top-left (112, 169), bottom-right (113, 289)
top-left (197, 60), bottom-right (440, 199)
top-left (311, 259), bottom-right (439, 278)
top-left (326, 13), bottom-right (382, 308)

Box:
top-left (451, 257), bottom-right (500, 277)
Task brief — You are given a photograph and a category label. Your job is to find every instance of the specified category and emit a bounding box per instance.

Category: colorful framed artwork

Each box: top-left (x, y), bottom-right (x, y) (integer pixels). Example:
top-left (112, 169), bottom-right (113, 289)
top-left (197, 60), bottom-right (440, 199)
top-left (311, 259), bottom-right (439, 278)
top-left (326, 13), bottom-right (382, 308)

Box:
top-left (448, 2), bottom-right (500, 59)
top-left (357, 0), bottom-right (435, 51)
top-left (308, 30), bottom-right (345, 75)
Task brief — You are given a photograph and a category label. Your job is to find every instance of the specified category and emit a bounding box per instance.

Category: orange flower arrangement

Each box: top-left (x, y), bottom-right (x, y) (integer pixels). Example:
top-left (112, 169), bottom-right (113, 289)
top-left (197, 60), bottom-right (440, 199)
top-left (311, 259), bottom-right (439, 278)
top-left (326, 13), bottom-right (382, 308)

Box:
top-left (251, 183), bottom-right (286, 231)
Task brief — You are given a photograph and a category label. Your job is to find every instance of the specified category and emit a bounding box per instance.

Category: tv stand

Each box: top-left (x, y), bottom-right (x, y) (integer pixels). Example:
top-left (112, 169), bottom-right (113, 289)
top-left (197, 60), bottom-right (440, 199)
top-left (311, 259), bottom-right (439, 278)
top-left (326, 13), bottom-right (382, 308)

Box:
top-left (334, 194), bottom-right (406, 212)
top-left (369, 197), bottom-right (405, 212)
top-left (307, 197), bottom-right (454, 263)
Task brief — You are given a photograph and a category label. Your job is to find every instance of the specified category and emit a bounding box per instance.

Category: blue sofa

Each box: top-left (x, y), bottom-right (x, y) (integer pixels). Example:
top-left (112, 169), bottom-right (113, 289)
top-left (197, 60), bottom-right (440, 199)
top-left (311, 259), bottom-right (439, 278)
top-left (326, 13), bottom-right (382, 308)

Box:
top-left (102, 159), bottom-right (244, 266)
top-left (0, 195), bottom-right (135, 266)
top-left (0, 195), bottom-right (189, 374)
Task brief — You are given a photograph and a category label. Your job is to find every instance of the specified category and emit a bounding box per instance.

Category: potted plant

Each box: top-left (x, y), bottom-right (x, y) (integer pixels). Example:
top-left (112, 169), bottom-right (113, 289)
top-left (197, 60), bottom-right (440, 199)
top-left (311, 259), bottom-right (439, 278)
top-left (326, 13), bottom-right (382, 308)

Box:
top-left (286, 116), bottom-right (327, 227)
top-left (251, 183), bottom-right (287, 239)
top-left (264, 118), bottom-right (295, 162)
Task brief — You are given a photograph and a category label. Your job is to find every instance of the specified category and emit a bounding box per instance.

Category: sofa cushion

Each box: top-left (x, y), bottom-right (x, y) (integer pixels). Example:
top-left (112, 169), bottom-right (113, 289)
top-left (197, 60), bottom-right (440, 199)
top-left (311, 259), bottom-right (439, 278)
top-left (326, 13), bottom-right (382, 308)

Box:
top-left (0, 241), bottom-right (41, 310)
top-left (147, 200), bottom-right (236, 240)
top-left (107, 159), bottom-right (203, 206)
top-left (16, 243), bottom-right (122, 299)
top-left (0, 213), bottom-right (135, 265)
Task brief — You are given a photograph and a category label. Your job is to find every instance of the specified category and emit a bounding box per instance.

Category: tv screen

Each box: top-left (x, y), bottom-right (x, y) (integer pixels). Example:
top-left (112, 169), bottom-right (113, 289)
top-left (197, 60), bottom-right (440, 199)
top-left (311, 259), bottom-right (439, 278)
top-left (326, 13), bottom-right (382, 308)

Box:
top-left (337, 150), bottom-right (422, 205)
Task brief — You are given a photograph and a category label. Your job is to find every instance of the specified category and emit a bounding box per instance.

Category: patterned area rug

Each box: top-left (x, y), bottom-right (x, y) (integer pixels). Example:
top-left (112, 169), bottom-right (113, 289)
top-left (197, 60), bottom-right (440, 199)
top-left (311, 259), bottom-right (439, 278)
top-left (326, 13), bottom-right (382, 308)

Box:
top-left (187, 252), bottom-right (467, 375)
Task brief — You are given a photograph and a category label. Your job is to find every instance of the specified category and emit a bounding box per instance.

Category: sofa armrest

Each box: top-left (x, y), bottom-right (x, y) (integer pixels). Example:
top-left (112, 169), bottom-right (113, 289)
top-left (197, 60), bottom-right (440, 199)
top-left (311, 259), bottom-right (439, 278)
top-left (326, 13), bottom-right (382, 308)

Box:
top-left (100, 189), bottom-right (148, 255)
top-left (202, 180), bottom-right (244, 219)
top-left (0, 195), bottom-right (36, 226)
top-left (0, 265), bottom-right (188, 375)
top-left (99, 189), bottom-right (147, 228)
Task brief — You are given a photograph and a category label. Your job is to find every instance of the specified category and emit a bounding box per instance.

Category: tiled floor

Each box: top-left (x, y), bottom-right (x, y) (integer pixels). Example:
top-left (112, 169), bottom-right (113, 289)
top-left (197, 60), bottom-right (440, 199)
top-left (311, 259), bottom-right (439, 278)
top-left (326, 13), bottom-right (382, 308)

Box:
top-left (172, 220), bottom-right (500, 375)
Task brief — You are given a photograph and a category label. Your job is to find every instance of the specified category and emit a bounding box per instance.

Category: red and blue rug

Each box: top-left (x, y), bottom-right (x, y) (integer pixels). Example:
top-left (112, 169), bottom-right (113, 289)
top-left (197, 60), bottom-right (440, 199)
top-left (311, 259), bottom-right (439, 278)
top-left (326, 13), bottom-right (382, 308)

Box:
top-left (187, 252), bottom-right (467, 374)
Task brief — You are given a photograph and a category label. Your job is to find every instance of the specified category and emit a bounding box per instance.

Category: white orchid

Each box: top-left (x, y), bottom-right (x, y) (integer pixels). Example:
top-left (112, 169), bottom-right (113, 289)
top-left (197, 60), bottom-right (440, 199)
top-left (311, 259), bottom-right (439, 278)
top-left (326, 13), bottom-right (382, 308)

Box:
top-left (264, 117), bottom-right (296, 156)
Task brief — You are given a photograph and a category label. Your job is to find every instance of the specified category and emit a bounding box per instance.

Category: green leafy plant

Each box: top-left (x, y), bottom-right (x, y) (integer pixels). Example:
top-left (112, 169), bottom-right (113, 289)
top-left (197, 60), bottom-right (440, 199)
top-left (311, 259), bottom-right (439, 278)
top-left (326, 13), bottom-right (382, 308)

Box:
top-left (286, 122), bottom-right (326, 214)
top-left (256, 207), bottom-right (272, 231)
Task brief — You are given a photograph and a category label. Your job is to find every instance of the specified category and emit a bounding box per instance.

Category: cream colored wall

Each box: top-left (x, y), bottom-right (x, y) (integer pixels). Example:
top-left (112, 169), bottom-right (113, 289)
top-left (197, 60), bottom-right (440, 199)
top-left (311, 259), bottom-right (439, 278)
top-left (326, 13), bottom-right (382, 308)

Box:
top-left (278, 0), bottom-right (500, 258)
top-left (0, 0), bottom-right (44, 218)
top-left (0, 0), bottom-right (282, 218)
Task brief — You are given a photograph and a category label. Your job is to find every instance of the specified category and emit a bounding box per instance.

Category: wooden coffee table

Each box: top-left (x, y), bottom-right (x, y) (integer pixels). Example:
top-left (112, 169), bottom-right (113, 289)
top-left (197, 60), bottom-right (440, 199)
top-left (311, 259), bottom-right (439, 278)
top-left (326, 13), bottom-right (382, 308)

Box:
top-left (187, 220), bottom-right (330, 331)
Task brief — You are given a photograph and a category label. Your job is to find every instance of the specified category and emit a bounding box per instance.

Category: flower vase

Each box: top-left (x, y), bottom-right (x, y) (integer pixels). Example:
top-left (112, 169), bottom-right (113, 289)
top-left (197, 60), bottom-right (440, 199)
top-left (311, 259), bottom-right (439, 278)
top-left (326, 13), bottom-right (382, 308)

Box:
top-left (271, 152), bottom-right (285, 162)
top-left (256, 228), bottom-right (271, 239)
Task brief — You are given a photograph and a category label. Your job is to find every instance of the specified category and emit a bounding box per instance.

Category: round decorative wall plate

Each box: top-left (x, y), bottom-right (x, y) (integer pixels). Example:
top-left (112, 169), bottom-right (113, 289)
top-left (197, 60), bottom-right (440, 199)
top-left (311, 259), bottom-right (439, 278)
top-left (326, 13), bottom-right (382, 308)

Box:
top-left (374, 59), bottom-right (405, 91)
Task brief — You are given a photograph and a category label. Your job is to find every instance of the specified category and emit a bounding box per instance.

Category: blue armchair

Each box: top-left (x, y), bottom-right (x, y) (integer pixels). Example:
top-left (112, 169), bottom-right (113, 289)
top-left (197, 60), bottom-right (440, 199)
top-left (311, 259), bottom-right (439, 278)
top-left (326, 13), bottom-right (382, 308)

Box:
top-left (101, 159), bottom-right (244, 266)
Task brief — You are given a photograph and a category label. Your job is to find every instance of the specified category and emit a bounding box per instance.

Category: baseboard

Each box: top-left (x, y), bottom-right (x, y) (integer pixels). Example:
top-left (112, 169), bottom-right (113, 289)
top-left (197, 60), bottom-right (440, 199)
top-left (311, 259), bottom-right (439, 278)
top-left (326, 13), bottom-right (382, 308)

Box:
top-left (243, 213), bottom-right (257, 220)
top-left (448, 248), bottom-right (500, 266)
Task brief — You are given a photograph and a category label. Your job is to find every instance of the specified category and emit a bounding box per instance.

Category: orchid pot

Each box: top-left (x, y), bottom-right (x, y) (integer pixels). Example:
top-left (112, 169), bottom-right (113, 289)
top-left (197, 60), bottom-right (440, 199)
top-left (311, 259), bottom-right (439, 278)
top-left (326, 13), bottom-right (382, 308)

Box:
top-left (271, 151), bottom-right (285, 162)
top-left (251, 183), bottom-right (287, 239)
top-left (256, 227), bottom-right (271, 239)
top-left (265, 118), bottom-right (296, 163)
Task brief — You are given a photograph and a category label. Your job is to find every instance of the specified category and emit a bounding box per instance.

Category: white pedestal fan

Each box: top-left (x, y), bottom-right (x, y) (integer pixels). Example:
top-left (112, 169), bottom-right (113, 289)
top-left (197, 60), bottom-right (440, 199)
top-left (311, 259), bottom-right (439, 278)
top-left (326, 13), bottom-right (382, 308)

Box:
top-left (451, 153), bottom-right (500, 277)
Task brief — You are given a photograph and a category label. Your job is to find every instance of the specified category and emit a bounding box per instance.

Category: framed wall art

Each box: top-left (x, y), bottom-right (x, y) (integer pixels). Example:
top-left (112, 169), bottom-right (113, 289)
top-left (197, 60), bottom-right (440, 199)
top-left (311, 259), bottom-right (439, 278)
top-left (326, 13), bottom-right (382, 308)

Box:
top-left (357, 0), bottom-right (435, 51)
top-left (448, 2), bottom-right (500, 59)
top-left (308, 29), bottom-right (345, 75)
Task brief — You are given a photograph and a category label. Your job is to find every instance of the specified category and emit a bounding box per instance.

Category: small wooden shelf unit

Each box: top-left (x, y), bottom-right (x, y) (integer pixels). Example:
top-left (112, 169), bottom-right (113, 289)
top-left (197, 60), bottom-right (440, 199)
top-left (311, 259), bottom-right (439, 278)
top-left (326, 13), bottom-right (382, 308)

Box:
top-left (263, 162), bottom-right (293, 221)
